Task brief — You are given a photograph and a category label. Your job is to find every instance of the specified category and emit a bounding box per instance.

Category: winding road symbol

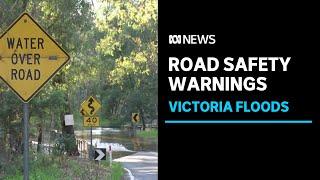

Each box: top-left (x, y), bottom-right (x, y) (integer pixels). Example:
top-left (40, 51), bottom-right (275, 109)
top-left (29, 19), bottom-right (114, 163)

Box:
top-left (80, 96), bottom-right (101, 116)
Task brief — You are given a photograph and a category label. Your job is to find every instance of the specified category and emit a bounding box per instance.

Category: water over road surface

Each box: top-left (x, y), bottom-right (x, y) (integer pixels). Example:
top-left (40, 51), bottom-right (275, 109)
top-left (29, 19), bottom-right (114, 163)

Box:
top-left (75, 128), bottom-right (158, 179)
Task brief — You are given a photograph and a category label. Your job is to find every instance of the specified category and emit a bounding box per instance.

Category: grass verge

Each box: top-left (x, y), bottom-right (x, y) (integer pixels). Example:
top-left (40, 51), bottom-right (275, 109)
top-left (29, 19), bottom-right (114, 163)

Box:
top-left (137, 129), bottom-right (158, 139)
top-left (1, 153), bottom-right (124, 180)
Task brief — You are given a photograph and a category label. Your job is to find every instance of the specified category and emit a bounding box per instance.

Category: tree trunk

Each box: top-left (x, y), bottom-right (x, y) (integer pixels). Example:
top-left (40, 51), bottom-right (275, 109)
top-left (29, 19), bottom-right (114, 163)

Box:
top-left (37, 125), bottom-right (42, 152)
top-left (60, 111), bottom-right (79, 156)
top-left (139, 108), bottom-right (146, 131)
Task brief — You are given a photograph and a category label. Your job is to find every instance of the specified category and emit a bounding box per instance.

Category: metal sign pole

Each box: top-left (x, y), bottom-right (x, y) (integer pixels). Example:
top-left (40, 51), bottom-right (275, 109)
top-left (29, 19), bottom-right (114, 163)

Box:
top-left (23, 103), bottom-right (29, 180)
top-left (90, 126), bottom-right (93, 160)
top-left (133, 124), bottom-right (136, 137)
top-left (109, 145), bottom-right (112, 167)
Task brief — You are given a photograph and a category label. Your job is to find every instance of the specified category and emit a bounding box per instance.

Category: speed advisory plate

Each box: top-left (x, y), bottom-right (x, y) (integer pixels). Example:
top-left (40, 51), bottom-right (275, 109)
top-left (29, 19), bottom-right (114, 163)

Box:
top-left (83, 116), bottom-right (100, 127)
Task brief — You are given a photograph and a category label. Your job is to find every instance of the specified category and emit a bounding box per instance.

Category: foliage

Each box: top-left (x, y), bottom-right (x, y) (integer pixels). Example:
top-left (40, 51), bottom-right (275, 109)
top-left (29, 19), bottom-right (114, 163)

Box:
top-left (1, 154), bottom-right (118, 179)
top-left (96, 0), bottom-right (158, 126)
top-left (100, 161), bottom-right (124, 180)
top-left (137, 129), bottom-right (158, 139)
top-left (111, 162), bottom-right (125, 180)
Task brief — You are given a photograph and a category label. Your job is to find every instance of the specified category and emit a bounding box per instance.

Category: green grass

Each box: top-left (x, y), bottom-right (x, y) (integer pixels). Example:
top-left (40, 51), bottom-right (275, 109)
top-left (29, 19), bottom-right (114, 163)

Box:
top-left (100, 160), bottom-right (124, 180)
top-left (29, 164), bottom-right (62, 180)
top-left (1, 154), bottom-right (124, 180)
top-left (137, 129), bottom-right (158, 138)
top-left (111, 162), bottom-right (124, 180)
top-left (3, 158), bottom-right (63, 180)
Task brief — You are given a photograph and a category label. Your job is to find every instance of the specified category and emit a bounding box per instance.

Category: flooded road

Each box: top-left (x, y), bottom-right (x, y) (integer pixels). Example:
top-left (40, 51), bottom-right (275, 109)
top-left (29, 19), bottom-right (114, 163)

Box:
top-left (75, 128), bottom-right (157, 159)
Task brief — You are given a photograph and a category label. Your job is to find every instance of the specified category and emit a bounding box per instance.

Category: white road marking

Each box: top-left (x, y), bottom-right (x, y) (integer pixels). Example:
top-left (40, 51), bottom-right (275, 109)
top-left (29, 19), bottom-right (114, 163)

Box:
top-left (124, 167), bottom-right (135, 180)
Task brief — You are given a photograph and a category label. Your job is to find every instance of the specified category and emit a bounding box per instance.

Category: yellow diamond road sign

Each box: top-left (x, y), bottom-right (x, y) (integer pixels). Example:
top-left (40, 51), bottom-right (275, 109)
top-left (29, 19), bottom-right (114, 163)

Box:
top-left (81, 96), bottom-right (101, 116)
top-left (0, 13), bottom-right (70, 102)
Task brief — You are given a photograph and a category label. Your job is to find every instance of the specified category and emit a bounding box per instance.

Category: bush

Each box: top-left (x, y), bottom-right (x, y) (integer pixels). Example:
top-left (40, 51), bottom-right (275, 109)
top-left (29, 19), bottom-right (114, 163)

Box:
top-left (52, 134), bottom-right (77, 156)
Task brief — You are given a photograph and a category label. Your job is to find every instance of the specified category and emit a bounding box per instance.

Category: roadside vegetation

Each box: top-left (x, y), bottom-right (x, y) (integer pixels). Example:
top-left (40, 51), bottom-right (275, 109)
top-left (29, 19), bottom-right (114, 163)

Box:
top-left (0, 153), bottom-right (123, 179)
top-left (137, 129), bottom-right (158, 139)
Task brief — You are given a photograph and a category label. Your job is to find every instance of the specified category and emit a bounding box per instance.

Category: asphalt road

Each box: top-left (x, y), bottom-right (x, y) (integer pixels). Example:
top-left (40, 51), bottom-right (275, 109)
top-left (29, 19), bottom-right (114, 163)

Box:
top-left (114, 151), bottom-right (158, 180)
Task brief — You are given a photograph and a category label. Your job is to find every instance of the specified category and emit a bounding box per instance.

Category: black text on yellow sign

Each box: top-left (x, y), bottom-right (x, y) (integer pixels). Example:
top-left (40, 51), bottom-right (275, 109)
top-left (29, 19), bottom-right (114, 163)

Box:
top-left (83, 116), bottom-right (100, 127)
top-left (0, 13), bottom-right (70, 102)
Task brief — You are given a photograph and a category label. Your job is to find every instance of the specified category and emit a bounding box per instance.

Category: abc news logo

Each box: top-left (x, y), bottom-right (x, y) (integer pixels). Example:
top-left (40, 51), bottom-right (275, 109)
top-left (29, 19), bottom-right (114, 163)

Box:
top-left (169, 34), bottom-right (216, 45)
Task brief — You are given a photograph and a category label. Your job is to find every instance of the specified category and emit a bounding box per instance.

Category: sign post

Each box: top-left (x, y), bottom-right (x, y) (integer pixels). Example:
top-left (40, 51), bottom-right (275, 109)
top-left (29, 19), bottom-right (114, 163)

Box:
top-left (109, 145), bottom-right (112, 167)
top-left (23, 103), bottom-right (29, 180)
top-left (90, 126), bottom-right (93, 159)
top-left (0, 13), bottom-right (70, 180)
top-left (80, 96), bottom-right (101, 160)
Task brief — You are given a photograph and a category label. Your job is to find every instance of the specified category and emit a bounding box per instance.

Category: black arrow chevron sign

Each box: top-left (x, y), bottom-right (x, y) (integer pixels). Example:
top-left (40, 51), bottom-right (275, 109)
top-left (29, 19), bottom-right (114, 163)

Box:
top-left (132, 113), bottom-right (140, 123)
top-left (94, 148), bottom-right (106, 161)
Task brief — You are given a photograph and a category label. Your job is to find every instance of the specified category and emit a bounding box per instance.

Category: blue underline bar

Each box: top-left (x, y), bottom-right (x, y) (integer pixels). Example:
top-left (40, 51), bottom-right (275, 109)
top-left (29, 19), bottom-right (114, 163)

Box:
top-left (165, 120), bottom-right (313, 124)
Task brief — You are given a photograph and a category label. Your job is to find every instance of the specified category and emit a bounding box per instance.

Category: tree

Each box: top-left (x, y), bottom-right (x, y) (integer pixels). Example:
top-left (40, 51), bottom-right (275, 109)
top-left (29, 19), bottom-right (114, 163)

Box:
top-left (96, 0), bottom-right (158, 129)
